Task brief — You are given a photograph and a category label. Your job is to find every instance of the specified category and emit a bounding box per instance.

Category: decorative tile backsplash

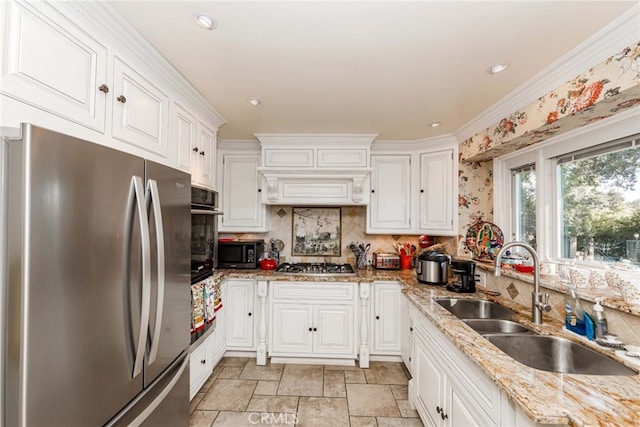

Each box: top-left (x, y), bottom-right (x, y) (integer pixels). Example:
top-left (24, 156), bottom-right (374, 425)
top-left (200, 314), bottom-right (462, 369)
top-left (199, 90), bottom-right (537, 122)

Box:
top-left (225, 206), bottom-right (455, 265)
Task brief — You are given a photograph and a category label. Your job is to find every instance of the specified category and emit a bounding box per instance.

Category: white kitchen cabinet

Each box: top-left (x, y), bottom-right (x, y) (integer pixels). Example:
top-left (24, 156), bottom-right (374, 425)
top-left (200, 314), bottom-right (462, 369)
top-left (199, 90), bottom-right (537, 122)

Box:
top-left (418, 149), bottom-right (456, 234)
top-left (0, 0), bottom-right (108, 132)
top-left (169, 102), bottom-right (196, 173)
top-left (401, 294), bottom-right (417, 374)
top-left (411, 306), bottom-right (501, 427)
top-left (269, 281), bottom-right (357, 360)
top-left (111, 56), bottom-right (169, 158)
top-left (225, 278), bottom-right (256, 350)
top-left (209, 280), bottom-right (227, 366)
top-left (218, 153), bottom-right (270, 232)
top-left (192, 120), bottom-right (217, 189)
top-left (371, 281), bottom-right (402, 355)
top-left (189, 338), bottom-right (211, 400)
top-left (367, 155), bottom-right (412, 233)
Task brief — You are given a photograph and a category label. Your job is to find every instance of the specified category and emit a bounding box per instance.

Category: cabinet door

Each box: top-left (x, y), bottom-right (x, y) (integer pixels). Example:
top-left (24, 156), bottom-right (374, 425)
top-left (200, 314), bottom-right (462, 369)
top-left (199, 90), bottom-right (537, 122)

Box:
top-left (0, 0), bottom-right (107, 132)
top-left (189, 340), bottom-right (211, 400)
top-left (169, 102), bottom-right (195, 173)
top-left (401, 295), bottom-right (415, 372)
top-left (418, 149), bottom-right (454, 233)
top-left (367, 155), bottom-right (412, 233)
top-left (270, 303), bottom-right (313, 354)
top-left (372, 282), bottom-right (402, 354)
top-left (413, 331), bottom-right (445, 427)
top-left (219, 154), bottom-right (269, 232)
top-left (192, 121), bottom-right (217, 189)
top-left (112, 56), bottom-right (169, 158)
top-left (225, 279), bottom-right (255, 349)
top-left (313, 305), bottom-right (355, 355)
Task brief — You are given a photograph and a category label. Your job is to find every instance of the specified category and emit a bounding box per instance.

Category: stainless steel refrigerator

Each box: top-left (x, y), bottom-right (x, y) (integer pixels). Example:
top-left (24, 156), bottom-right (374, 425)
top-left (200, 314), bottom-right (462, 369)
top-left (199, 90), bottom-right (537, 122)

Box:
top-left (2, 124), bottom-right (190, 426)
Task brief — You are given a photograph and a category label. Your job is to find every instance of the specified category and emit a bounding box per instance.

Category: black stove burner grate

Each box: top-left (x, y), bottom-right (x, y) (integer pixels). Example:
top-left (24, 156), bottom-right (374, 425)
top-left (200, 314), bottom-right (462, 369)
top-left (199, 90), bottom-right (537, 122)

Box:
top-left (275, 262), bottom-right (355, 275)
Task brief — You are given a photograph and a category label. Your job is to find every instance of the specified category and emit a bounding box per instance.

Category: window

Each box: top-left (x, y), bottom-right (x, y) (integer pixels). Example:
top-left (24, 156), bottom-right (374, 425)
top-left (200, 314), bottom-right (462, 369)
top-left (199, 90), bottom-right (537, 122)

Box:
top-left (511, 164), bottom-right (536, 249)
top-left (557, 138), bottom-right (640, 264)
top-left (494, 112), bottom-right (640, 267)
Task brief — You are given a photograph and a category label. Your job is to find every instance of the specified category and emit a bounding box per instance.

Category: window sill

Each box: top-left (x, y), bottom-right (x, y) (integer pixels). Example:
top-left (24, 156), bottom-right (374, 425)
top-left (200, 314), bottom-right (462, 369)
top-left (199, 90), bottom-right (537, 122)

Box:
top-left (476, 262), bottom-right (640, 317)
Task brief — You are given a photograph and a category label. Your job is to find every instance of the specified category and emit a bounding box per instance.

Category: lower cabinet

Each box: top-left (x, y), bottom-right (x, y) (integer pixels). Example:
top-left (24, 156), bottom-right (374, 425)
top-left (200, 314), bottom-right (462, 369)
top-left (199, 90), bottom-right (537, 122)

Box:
top-left (371, 281), bottom-right (402, 355)
top-left (400, 294), bottom-right (416, 374)
top-left (411, 307), bottom-right (501, 427)
top-left (225, 278), bottom-right (257, 350)
top-left (269, 281), bottom-right (357, 359)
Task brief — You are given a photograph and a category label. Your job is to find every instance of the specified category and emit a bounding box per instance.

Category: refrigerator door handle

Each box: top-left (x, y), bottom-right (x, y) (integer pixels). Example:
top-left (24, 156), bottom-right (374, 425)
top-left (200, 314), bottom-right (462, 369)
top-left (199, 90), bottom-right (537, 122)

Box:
top-left (131, 176), bottom-right (152, 379)
top-left (146, 179), bottom-right (165, 364)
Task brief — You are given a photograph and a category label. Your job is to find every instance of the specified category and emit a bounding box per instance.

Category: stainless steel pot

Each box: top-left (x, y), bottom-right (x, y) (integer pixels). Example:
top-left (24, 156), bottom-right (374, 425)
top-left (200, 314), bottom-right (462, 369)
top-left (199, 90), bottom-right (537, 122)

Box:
top-left (416, 251), bottom-right (450, 285)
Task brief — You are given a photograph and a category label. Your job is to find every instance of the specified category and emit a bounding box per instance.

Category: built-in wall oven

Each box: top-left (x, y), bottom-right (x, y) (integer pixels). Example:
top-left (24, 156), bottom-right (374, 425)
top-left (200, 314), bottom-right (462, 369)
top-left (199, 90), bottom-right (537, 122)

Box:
top-left (191, 187), bottom-right (223, 345)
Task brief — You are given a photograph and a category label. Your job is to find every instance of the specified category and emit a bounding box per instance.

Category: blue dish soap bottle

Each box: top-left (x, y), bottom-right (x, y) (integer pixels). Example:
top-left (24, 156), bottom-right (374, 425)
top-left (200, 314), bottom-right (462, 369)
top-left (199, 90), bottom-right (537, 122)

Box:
top-left (564, 285), bottom-right (586, 336)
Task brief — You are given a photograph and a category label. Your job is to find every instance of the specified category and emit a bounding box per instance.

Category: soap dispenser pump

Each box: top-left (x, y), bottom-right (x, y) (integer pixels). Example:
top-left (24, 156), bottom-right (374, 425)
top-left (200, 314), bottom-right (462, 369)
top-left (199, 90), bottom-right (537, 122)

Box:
top-left (591, 298), bottom-right (608, 339)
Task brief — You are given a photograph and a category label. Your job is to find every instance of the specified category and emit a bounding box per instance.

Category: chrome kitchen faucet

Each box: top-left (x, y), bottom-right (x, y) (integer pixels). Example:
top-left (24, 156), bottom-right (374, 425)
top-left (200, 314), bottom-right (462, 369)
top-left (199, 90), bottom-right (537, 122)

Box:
top-left (495, 242), bottom-right (551, 324)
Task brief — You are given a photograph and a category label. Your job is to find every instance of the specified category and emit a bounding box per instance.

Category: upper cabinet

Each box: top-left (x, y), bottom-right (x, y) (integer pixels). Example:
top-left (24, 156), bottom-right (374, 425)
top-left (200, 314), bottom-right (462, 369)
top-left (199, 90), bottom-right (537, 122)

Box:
top-left (418, 149), bottom-right (456, 233)
top-left (111, 57), bottom-right (169, 158)
top-left (0, 0), bottom-right (108, 132)
top-left (368, 140), bottom-right (458, 236)
top-left (218, 143), bottom-right (271, 232)
top-left (0, 0), bottom-right (226, 189)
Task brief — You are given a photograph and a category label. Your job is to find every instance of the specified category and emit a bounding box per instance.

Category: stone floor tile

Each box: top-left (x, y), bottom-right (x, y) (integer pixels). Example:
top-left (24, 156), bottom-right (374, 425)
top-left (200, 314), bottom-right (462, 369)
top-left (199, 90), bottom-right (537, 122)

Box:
top-left (212, 411), bottom-right (296, 426)
top-left (296, 397), bottom-right (349, 427)
top-left (217, 367), bottom-right (243, 379)
top-left (396, 400), bottom-right (419, 418)
top-left (364, 362), bottom-right (409, 385)
top-left (199, 367), bottom-right (222, 393)
top-left (344, 370), bottom-right (367, 383)
top-left (390, 385), bottom-right (409, 400)
top-left (376, 417), bottom-right (424, 427)
top-left (239, 359), bottom-right (284, 381)
top-left (324, 370), bottom-right (346, 397)
top-left (189, 410), bottom-right (218, 427)
top-left (217, 357), bottom-right (250, 367)
top-left (346, 384), bottom-right (401, 417)
top-left (246, 395), bottom-right (299, 413)
top-left (198, 379), bottom-right (257, 411)
top-left (350, 415), bottom-right (379, 427)
top-left (277, 364), bottom-right (324, 396)
top-left (324, 364), bottom-right (363, 370)
top-left (254, 380), bottom-right (280, 395)
top-left (190, 393), bottom-right (205, 415)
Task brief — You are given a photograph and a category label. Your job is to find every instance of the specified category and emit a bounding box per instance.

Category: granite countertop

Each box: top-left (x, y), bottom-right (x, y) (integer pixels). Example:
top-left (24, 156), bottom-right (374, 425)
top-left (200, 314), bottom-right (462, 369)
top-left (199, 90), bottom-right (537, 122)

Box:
top-left (213, 267), bottom-right (640, 426)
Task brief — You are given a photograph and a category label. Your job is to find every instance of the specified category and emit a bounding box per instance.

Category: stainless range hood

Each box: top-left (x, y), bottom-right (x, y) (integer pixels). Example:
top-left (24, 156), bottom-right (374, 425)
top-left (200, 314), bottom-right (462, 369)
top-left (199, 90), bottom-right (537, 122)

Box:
top-left (255, 134), bottom-right (376, 205)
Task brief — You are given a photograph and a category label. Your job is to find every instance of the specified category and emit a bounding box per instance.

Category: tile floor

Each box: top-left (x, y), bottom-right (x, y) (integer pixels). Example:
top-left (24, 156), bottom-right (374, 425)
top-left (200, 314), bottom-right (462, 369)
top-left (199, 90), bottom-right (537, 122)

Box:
top-left (190, 357), bottom-right (424, 427)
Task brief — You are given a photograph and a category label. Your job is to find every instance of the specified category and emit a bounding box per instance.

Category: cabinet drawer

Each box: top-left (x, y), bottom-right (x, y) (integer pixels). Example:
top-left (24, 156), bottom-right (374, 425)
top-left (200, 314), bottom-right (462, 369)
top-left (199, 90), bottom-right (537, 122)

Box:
top-left (271, 281), bottom-right (355, 301)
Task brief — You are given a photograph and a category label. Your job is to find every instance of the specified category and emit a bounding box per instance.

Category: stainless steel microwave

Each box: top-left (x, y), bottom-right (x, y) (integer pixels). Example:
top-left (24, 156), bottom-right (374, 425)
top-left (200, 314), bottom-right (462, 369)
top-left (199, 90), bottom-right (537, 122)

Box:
top-left (218, 239), bottom-right (265, 269)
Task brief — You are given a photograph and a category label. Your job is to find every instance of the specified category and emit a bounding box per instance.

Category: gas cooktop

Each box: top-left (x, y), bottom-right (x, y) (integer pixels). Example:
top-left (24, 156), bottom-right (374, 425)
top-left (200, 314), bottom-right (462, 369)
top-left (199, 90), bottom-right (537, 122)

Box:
top-left (275, 262), bottom-right (356, 276)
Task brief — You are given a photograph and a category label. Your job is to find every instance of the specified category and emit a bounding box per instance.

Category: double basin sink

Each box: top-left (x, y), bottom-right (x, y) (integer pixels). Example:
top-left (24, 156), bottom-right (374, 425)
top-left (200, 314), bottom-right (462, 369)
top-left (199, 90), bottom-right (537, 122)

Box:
top-left (434, 298), bottom-right (637, 376)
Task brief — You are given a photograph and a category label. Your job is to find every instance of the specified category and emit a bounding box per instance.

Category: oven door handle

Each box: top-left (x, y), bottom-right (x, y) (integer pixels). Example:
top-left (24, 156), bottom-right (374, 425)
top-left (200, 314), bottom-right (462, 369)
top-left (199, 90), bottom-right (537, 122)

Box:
top-left (191, 209), bottom-right (224, 216)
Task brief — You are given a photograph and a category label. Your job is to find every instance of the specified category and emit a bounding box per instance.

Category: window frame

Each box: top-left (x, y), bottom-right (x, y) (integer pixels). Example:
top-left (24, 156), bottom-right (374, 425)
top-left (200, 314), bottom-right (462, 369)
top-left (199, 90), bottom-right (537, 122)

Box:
top-left (493, 108), bottom-right (640, 262)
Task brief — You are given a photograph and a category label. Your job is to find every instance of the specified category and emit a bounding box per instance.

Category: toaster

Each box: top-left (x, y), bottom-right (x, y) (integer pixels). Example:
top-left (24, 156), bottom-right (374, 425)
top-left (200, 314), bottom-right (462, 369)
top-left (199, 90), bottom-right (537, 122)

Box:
top-left (372, 252), bottom-right (400, 270)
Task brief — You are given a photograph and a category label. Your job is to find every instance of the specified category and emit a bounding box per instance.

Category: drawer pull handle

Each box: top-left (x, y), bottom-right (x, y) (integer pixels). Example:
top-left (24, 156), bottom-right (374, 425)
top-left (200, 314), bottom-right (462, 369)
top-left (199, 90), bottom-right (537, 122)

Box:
top-left (99, 84), bottom-right (109, 93)
top-left (117, 95), bottom-right (127, 103)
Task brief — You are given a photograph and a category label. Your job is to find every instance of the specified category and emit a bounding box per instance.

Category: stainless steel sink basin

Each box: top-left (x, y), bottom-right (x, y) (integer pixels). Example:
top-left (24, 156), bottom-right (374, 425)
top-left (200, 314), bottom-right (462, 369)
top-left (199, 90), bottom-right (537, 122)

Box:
top-left (435, 298), bottom-right (516, 320)
top-left (462, 319), bottom-right (534, 335)
top-left (486, 335), bottom-right (638, 375)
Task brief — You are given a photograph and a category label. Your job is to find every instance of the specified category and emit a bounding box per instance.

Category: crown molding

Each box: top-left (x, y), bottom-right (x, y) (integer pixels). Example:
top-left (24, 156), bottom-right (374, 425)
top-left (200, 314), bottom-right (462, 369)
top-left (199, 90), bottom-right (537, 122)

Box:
top-left (55, 1), bottom-right (227, 128)
top-left (218, 139), bottom-right (261, 151)
top-left (372, 134), bottom-right (458, 152)
top-left (454, 4), bottom-right (640, 143)
top-left (254, 133), bottom-right (378, 148)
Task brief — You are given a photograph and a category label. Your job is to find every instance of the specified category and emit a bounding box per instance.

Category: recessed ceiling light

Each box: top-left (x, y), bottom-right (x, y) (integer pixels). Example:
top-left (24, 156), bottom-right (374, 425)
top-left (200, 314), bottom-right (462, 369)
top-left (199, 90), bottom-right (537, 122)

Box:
top-left (488, 63), bottom-right (509, 75)
top-left (247, 98), bottom-right (261, 107)
top-left (430, 122), bottom-right (441, 128)
top-left (195, 14), bottom-right (216, 30)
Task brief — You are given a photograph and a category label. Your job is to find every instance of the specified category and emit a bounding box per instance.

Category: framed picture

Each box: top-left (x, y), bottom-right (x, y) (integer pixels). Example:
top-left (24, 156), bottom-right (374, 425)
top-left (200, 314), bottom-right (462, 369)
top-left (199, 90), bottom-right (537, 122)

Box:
top-left (292, 207), bottom-right (341, 256)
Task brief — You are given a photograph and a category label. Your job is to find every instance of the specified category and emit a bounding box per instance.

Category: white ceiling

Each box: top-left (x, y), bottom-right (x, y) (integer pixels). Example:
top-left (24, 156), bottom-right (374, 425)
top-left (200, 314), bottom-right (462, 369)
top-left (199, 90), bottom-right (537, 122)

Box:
top-left (111, 1), bottom-right (637, 141)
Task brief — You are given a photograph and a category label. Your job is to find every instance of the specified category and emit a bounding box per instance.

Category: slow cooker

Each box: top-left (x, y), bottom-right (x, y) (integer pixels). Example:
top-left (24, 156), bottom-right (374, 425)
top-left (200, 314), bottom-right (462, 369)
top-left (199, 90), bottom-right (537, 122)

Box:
top-left (416, 251), bottom-right (450, 285)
